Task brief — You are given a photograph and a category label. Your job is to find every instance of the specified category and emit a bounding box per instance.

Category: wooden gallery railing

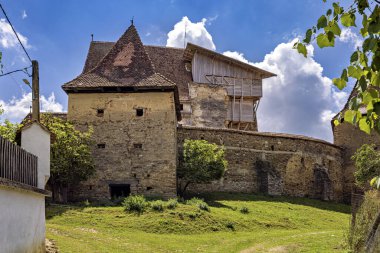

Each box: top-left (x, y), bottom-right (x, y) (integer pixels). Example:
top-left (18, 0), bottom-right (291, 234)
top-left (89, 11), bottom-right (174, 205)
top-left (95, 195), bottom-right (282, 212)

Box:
top-left (0, 136), bottom-right (38, 187)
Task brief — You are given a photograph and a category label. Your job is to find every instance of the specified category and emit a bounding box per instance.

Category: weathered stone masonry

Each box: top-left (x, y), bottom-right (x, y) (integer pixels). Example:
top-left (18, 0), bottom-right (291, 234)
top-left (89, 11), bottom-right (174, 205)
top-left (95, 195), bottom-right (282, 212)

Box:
top-left (178, 126), bottom-right (344, 202)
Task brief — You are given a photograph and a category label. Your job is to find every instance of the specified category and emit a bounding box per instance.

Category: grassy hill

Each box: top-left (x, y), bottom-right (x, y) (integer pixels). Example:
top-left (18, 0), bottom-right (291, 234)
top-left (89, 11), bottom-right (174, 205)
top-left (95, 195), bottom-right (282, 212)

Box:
top-left (46, 193), bottom-right (351, 253)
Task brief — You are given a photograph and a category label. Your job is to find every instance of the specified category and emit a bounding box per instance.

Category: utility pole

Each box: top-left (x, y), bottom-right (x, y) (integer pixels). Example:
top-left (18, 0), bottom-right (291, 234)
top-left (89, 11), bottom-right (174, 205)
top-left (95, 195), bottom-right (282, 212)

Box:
top-left (31, 60), bottom-right (39, 122)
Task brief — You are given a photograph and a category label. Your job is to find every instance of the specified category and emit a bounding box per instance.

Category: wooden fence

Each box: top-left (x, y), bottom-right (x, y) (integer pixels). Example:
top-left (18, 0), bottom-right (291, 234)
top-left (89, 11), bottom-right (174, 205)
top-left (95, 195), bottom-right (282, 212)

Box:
top-left (0, 136), bottom-right (38, 187)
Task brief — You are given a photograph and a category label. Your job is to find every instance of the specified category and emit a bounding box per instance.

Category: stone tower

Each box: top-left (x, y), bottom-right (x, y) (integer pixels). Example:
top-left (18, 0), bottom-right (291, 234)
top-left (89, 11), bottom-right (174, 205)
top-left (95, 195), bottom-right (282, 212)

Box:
top-left (62, 25), bottom-right (180, 199)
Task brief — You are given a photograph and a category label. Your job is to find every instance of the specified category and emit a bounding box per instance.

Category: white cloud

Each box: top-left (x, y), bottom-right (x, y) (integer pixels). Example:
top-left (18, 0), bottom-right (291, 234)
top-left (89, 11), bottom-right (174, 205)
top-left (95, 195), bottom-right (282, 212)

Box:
top-left (166, 16), bottom-right (216, 50)
top-left (253, 39), bottom-right (348, 142)
top-left (339, 28), bottom-right (363, 48)
top-left (0, 18), bottom-right (30, 49)
top-left (223, 42), bottom-right (349, 142)
top-left (21, 10), bottom-right (27, 20)
top-left (0, 92), bottom-right (64, 123)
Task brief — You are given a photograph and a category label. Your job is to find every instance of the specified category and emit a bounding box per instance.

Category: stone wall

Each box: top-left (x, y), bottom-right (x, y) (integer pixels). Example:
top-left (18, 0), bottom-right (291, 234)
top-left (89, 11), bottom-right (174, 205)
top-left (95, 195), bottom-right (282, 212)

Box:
top-left (178, 126), bottom-right (344, 202)
top-left (333, 122), bottom-right (380, 203)
top-left (67, 92), bottom-right (178, 200)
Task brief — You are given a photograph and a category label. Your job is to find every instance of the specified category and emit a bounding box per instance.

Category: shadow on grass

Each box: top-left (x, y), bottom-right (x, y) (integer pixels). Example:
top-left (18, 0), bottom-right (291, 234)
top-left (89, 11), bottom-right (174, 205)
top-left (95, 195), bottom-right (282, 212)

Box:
top-left (45, 203), bottom-right (87, 220)
top-left (189, 192), bottom-right (351, 214)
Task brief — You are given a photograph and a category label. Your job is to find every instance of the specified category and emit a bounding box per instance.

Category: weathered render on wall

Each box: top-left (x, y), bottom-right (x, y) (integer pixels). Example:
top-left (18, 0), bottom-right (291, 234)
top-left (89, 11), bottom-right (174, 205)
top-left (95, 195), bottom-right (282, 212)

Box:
top-left (178, 126), bottom-right (344, 201)
top-left (0, 184), bottom-right (46, 253)
top-left (333, 122), bottom-right (380, 203)
top-left (67, 92), bottom-right (178, 199)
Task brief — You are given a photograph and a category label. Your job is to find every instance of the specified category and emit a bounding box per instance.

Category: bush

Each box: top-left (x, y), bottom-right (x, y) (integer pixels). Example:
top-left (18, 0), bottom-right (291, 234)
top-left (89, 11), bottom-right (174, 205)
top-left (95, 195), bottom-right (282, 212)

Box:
top-left (122, 195), bottom-right (148, 214)
top-left (240, 206), bottom-right (249, 214)
top-left (226, 222), bottom-right (235, 230)
top-left (352, 144), bottom-right (380, 189)
top-left (166, 198), bottom-right (178, 209)
top-left (347, 191), bottom-right (380, 252)
top-left (151, 200), bottom-right (165, 212)
top-left (186, 197), bottom-right (210, 212)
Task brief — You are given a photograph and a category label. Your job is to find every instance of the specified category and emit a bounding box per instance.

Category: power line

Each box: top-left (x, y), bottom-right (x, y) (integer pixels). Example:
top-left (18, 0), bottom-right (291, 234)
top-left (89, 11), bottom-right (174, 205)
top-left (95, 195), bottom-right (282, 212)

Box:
top-left (0, 66), bottom-right (32, 77)
top-left (0, 3), bottom-right (32, 63)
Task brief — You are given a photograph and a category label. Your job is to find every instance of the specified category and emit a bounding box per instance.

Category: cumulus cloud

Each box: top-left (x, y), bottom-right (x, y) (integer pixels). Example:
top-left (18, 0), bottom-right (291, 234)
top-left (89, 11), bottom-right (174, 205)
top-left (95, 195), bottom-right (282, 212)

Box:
top-left (339, 28), bottom-right (363, 48)
top-left (0, 92), bottom-right (64, 123)
top-left (21, 10), bottom-right (27, 20)
top-left (166, 16), bottom-right (216, 50)
top-left (223, 45), bottom-right (349, 141)
top-left (254, 40), bottom-right (348, 142)
top-left (0, 18), bottom-right (30, 49)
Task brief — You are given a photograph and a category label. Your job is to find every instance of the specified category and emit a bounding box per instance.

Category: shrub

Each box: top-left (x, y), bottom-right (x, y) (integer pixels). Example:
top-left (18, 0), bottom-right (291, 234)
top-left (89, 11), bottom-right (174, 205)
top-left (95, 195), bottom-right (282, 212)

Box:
top-left (198, 202), bottom-right (210, 212)
top-left (347, 191), bottom-right (380, 252)
top-left (82, 199), bottom-right (90, 207)
top-left (240, 206), bottom-right (249, 214)
top-left (352, 144), bottom-right (380, 189)
top-left (226, 222), bottom-right (235, 230)
top-left (186, 197), bottom-right (210, 212)
top-left (122, 195), bottom-right (148, 214)
top-left (166, 198), bottom-right (178, 209)
top-left (151, 200), bottom-right (165, 212)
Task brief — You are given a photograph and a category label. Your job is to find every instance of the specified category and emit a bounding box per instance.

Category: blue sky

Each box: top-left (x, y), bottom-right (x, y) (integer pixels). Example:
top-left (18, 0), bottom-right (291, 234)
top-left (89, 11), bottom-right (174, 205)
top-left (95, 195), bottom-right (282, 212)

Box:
top-left (0, 0), bottom-right (360, 141)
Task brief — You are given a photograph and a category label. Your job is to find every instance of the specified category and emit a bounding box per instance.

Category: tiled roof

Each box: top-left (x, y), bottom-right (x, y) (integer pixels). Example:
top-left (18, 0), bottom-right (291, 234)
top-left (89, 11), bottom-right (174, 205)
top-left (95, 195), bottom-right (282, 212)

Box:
top-left (63, 25), bottom-right (174, 91)
top-left (80, 42), bottom-right (192, 99)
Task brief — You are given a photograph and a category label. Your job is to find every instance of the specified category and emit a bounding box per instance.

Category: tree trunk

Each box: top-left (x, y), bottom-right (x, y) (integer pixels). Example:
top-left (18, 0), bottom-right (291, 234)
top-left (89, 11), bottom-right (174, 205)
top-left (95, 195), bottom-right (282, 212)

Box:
top-left (181, 181), bottom-right (191, 198)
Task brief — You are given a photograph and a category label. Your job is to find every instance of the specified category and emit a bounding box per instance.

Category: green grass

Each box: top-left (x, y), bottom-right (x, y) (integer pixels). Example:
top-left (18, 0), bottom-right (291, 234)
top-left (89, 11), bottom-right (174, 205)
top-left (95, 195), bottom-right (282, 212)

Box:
top-left (46, 193), bottom-right (351, 253)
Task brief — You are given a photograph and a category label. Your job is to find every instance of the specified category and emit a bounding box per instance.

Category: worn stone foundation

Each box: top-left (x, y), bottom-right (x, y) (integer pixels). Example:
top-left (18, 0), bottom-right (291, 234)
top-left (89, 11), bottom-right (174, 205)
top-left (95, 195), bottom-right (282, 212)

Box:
top-left (178, 126), bottom-right (344, 202)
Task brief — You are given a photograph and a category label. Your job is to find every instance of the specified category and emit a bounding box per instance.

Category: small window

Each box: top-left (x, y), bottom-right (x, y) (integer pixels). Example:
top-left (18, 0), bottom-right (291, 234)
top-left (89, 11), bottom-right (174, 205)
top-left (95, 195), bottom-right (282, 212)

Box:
top-left (97, 143), bottom-right (106, 149)
top-left (180, 104), bottom-right (184, 111)
top-left (97, 109), bottom-right (104, 117)
top-left (146, 187), bottom-right (153, 191)
top-left (271, 145), bottom-right (274, 151)
top-left (134, 143), bottom-right (142, 149)
top-left (136, 108), bottom-right (144, 117)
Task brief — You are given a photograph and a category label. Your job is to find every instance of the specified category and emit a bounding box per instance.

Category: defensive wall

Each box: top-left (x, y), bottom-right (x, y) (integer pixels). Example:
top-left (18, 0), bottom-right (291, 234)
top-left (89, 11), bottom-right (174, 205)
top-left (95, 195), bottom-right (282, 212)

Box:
top-left (178, 126), bottom-right (344, 202)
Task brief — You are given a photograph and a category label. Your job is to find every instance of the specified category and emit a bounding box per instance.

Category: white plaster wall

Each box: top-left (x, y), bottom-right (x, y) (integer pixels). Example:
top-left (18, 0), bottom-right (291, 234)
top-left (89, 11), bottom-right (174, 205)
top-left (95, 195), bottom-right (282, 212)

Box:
top-left (0, 186), bottom-right (45, 253)
top-left (21, 124), bottom-right (50, 189)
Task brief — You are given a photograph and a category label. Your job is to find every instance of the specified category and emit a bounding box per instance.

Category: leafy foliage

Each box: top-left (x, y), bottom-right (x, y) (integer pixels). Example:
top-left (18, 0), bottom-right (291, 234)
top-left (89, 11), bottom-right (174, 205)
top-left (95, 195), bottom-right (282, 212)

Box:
top-left (240, 206), bottom-right (250, 214)
top-left (186, 197), bottom-right (210, 212)
top-left (347, 191), bottom-right (380, 252)
top-left (0, 105), bottom-right (19, 143)
top-left (37, 114), bottom-right (95, 201)
top-left (151, 200), bottom-right (165, 212)
top-left (294, 0), bottom-right (380, 135)
top-left (166, 198), bottom-right (178, 209)
top-left (123, 195), bottom-right (148, 214)
top-left (352, 144), bottom-right (380, 188)
top-left (178, 139), bottom-right (227, 195)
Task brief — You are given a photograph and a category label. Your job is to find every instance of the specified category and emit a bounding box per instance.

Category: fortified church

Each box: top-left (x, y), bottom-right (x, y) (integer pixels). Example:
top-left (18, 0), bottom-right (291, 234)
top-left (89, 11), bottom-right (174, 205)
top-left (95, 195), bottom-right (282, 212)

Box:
top-left (59, 24), bottom-right (379, 203)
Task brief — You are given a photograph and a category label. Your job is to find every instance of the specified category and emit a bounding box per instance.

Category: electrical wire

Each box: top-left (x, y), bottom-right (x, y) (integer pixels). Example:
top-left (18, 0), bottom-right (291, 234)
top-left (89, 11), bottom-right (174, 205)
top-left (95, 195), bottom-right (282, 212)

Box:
top-left (0, 66), bottom-right (32, 77)
top-left (0, 3), bottom-right (32, 63)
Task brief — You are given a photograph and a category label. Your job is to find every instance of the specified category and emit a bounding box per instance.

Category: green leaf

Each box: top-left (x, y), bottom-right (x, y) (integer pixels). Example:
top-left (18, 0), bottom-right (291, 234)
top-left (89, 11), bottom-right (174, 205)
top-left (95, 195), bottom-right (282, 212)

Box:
top-left (303, 29), bottom-right (313, 44)
top-left (371, 72), bottom-right (380, 86)
top-left (359, 76), bottom-right (368, 91)
top-left (297, 43), bottom-right (307, 57)
top-left (344, 110), bottom-right (356, 124)
top-left (370, 176), bottom-right (378, 187)
top-left (333, 119), bottom-right (340, 126)
top-left (317, 15), bottom-right (328, 29)
top-left (341, 69), bottom-right (348, 82)
top-left (359, 118), bottom-right (371, 134)
top-left (332, 78), bottom-right (347, 90)
top-left (326, 9), bottom-right (332, 16)
top-left (316, 33), bottom-right (335, 48)
top-left (350, 51), bottom-right (359, 63)
top-left (347, 66), bottom-right (363, 79)
top-left (333, 2), bottom-right (343, 15)
top-left (325, 20), bottom-right (341, 36)
top-left (341, 13), bottom-right (356, 27)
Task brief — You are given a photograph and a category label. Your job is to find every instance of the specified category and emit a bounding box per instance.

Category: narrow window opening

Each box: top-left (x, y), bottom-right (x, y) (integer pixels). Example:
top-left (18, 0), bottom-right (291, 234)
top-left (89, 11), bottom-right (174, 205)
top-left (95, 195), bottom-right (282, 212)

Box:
top-left (136, 108), bottom-right (144, 117)
top-left (97, 143), bottom-right (106, 149)
top-left (147, 174), bottom-right (150, 178)
top-left (271, 145), bottom-right (274, 151)
top-left (134, 143), bottom-right (142, 149)
top-left (146, 187), bottom-right (153, 191)
top-left (97, 109), bottom-right (104, 117)
top-left (133, 173), bottom-right (137, 178)
top-left (180, 104), bottom-right (184, 111)
top-left (89, 185), bottom-right (93, 190)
